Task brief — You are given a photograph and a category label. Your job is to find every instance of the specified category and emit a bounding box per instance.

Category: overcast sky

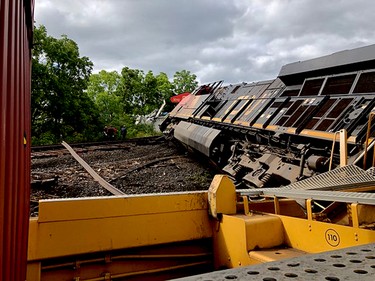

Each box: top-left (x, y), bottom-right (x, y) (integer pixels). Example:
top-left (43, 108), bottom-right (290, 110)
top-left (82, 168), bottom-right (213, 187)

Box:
top-left (34, 0), bottom-right (375, 84)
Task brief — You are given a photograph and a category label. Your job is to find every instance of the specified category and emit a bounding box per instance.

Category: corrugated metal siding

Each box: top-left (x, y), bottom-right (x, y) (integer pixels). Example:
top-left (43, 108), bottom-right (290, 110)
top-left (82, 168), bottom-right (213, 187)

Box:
top-left (0, 1), bottom-right (34, 281)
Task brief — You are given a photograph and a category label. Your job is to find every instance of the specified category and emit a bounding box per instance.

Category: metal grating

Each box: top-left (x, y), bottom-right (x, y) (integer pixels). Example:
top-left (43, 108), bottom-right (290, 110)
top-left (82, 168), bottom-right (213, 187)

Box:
top-left (175, 243), bottom-right (375, 280)
top-left (260, 189), bottom-right (375, 205)
top-left (238, 165), bottom-right (375, 204)
top-left (278, 165), bottom-right (375, 191)
top-left (239, 188), bottom-right (375, 205)
top-left (367, 167), bottom-right (375, 177)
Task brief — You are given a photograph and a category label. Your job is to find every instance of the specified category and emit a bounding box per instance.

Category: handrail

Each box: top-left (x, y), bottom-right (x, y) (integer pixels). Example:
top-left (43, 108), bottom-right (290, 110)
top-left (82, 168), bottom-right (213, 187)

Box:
top-left (329, 129), bottom-right (347, 171)
top-left (363, 112), bottom-right (375, 169)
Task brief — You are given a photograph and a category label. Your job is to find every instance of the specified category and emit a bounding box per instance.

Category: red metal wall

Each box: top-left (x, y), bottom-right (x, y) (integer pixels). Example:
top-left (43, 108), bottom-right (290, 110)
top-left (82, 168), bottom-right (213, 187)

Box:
top-left (0, 1), bottom-right (34, 281)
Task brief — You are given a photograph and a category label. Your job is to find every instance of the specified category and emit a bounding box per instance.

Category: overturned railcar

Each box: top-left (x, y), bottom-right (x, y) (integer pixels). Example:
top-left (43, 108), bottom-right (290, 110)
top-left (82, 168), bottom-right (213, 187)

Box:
top-left (161, 45), bottom-right (375, 188)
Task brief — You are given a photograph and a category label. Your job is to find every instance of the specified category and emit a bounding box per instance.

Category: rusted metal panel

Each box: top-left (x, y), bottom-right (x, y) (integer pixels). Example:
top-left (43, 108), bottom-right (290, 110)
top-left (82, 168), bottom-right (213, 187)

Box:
top-left (0, 1), bottom-right (34, 281)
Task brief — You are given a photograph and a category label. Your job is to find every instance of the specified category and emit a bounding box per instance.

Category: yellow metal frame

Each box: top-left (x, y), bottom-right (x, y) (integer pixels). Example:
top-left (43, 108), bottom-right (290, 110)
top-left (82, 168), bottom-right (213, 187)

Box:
top-left (329, 129), bottom-right (348, 170)
top-left (212, 209), bottom-right (375, 269)
top-left (208, 175), bottom-right (236, 219)
top-left (27, 192), bottom-right (212, 280)
top-left (209, 175), bottom-right (375, 269)
top-left (28, 192), bottom-right (211, 260)
top-left (27, 175), bottom-right (375, 280)
top-left (363, 111), bottom-right (375, 169)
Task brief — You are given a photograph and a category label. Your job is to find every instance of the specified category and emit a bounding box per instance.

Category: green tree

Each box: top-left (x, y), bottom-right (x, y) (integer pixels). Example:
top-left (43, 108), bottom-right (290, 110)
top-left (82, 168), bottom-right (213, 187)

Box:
top-left (87, 68), bottom-right (159, 138)
top-left (87, 70), bottom-right (123, 125)
top-left (117, 68), bottom-right (198, 116)
top-left (172, 70), bottom-right (198, 94)
top-left (118, 67), bottom-right (144, 114)
top-left (32, 25), bottom-right (101, 144)
top-left (86, 66), bottom-right (200, 138)
top-left (141, 71), bottom-right (159, 114)
top-left (156, 72), bottom-right (174, 112)
top-left (118, 68), bottom-right (165, 116)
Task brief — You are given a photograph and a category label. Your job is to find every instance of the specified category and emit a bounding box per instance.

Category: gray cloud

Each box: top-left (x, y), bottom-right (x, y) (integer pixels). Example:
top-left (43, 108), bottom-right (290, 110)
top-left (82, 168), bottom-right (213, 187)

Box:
top-left (35, 0), bottom-right (375, 84)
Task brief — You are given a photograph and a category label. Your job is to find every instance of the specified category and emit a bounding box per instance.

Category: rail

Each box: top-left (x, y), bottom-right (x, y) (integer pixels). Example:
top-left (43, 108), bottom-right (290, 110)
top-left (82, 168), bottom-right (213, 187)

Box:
top-left (61, 141), bottom-right (125, 196)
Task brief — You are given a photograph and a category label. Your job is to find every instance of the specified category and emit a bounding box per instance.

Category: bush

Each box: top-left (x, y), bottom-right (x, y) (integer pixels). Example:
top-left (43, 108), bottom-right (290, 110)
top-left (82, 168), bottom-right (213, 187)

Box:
top-left (127, 123), bottom-right (160, 138)
top-left (31, 131), bottom-right (57, 145)
top-left (65, 132), bottom-right (85, 143)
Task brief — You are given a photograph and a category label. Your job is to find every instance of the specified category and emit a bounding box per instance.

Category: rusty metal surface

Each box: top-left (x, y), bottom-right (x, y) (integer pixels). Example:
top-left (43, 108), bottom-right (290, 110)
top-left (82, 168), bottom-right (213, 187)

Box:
top-left (0, 1), bottom-right (34, 281)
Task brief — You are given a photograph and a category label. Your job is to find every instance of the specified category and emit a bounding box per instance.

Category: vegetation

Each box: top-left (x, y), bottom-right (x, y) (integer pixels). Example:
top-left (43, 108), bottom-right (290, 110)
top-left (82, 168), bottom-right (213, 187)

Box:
top-left (31, 25), bottom-right (199, 145)
top-left (173, 70), bottom-right (198, 94)
top-left (32, 25), bottom-right (101, 145)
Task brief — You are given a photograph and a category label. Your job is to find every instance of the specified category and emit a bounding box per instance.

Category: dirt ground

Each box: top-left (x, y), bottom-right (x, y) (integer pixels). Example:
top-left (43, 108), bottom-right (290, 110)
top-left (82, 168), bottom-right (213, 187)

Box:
top-left (31, 140), bottom-right (217, 216)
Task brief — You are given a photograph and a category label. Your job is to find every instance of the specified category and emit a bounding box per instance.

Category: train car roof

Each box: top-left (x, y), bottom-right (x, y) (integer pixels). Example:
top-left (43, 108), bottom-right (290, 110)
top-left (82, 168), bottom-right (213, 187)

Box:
top-left (278, 44), bottom-right (375, 85)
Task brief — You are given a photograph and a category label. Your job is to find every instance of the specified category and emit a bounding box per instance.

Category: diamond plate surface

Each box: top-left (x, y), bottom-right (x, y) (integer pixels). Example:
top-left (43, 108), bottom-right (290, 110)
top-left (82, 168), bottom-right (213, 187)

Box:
top-left (174, 244), bottom-right (375, 280)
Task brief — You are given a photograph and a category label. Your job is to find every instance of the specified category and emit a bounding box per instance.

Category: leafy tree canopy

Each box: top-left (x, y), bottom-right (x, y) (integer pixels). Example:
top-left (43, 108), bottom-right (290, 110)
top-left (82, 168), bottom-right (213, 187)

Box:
top-left (87, 70), bottom-right (122, 125)
top-left (87, 67), bottom-right (197, 127)
top-left (173, 70), bottom-right (198, 94)
top-left (32, 25), bottom-right (199, 143)
top-left (32, 25), bottom-right (102, 144)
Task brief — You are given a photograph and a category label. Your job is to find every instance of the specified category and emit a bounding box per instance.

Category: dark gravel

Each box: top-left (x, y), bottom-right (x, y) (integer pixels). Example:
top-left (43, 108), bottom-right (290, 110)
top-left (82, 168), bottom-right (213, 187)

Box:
top-left (31, 141), bottom-right (216, 216)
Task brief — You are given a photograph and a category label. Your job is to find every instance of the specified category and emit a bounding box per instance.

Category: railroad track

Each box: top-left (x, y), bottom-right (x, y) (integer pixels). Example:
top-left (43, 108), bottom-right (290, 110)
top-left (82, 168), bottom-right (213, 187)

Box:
top-left (30, 136), bottom-right (216, 216)
top-left (31, 136), bottom-right (165, 152)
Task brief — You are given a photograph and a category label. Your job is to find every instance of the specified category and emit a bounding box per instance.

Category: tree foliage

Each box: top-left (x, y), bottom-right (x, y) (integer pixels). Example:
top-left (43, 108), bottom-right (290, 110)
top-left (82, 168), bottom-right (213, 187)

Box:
top-left (87, 67), bottom-right (197, 132)
top-left (31, 25), bottom-right (199, 143)
top-left (87, 70), bottom-right (122, 125)
top-left (173, 70), bottom-right (198, 94)
top-left (32, 25), bottom-right (102, 144)
top-left (117, 68), bottom-right (176, 116)
top-left (117, 68), bottom-right (160, 116)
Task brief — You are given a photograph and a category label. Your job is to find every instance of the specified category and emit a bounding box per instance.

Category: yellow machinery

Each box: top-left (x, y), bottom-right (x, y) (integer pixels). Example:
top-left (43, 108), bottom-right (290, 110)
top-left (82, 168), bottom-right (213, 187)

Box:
top-left (27, 167), bottom-right (375, 280)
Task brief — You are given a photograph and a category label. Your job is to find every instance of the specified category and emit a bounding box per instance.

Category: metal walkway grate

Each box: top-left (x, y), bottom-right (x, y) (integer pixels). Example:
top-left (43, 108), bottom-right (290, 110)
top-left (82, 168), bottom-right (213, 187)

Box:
top-left (283, 165), bottom-right (375, 191)
top-left (260, 188), bottom-right (375, 205)
top-left (238, 165), bottom-right (375, 204)
top-left (367, 167), bottom-right (375, 177)
top-left (175, 243), bottom-right (375, 280)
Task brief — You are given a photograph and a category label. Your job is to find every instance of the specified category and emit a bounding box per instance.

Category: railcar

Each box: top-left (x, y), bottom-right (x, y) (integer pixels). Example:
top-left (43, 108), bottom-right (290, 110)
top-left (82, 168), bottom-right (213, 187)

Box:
top-left (161, 45), bottom-right (375, 188)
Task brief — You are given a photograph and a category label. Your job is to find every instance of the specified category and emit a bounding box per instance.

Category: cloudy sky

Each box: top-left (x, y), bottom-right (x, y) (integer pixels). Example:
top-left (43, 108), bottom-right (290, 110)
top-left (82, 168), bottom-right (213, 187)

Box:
top-left (35, 0), bottom-right (375, 84)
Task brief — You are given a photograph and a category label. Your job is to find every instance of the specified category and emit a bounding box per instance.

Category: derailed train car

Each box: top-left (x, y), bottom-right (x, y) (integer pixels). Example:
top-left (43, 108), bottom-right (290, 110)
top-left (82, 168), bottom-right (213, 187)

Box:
top-left (161, 45), bottom-right (375, 188)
